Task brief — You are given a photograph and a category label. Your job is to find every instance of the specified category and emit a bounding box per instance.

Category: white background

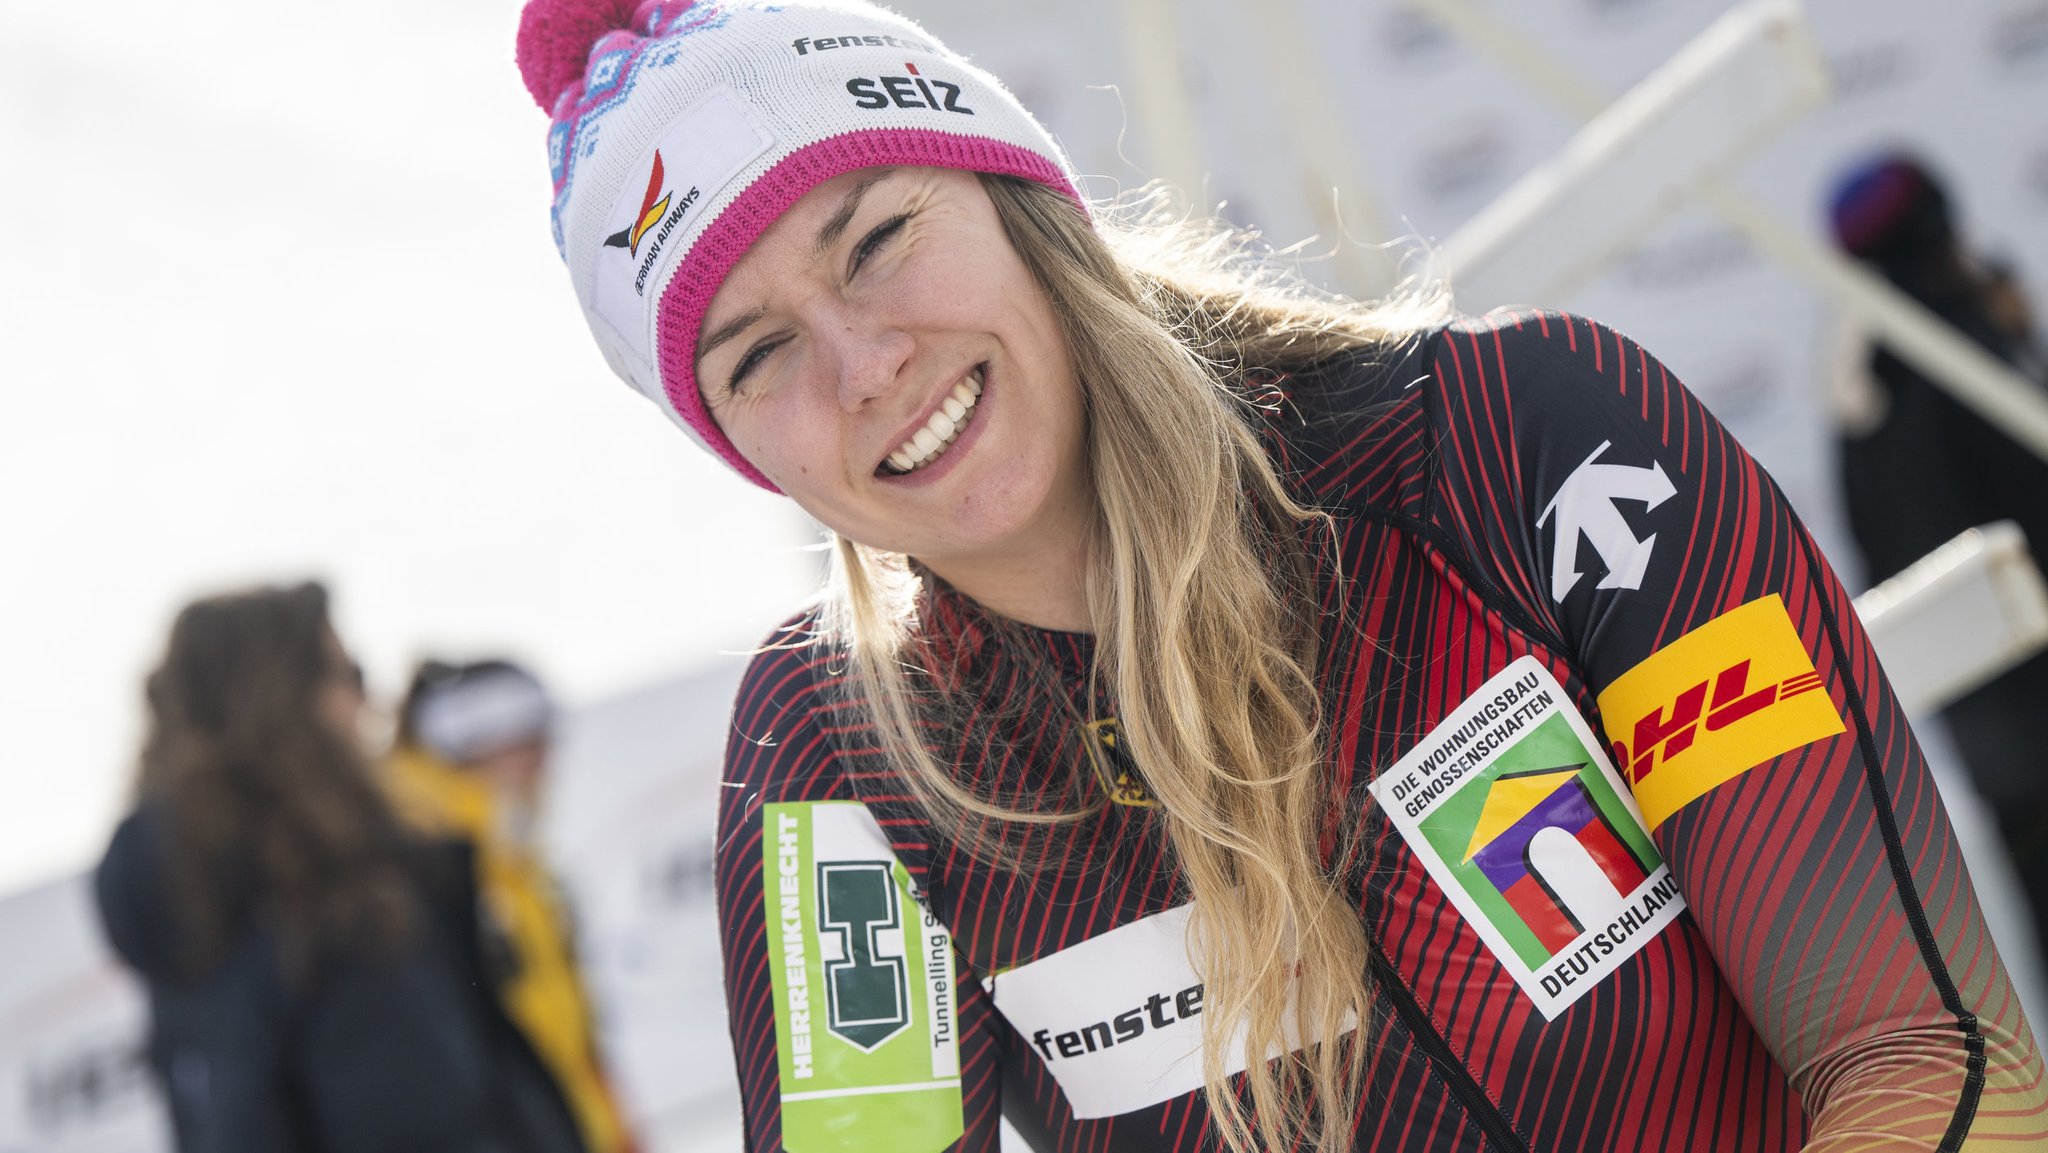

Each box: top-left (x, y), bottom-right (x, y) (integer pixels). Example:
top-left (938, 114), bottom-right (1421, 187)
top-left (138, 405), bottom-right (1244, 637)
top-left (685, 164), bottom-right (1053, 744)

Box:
top-left (0, 0), bottom-right (818, 897)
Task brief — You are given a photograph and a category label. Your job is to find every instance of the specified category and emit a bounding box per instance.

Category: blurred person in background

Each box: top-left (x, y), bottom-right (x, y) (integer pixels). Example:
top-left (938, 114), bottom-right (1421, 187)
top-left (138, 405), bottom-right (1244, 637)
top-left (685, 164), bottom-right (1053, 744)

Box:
top-left (514, 1), bottom-right (2048, 1148)
top-left (388, 659), bottom-right (636, 1153)
top-left (93, 583), bottom-right (587, 1153)
top-left (1829, 152), bottom-right (2048, 961)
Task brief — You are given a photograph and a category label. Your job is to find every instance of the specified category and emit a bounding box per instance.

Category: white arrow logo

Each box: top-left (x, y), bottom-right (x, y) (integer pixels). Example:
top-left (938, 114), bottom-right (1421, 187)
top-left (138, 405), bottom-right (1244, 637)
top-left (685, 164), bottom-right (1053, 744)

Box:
top-left (1536, 440), bottom-right (1676, 601)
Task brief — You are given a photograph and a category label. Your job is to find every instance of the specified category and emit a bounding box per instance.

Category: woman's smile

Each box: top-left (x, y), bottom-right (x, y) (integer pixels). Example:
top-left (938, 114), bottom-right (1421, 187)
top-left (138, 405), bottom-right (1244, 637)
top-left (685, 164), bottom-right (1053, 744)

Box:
top-left (880, 363), bottom-right (985, 476)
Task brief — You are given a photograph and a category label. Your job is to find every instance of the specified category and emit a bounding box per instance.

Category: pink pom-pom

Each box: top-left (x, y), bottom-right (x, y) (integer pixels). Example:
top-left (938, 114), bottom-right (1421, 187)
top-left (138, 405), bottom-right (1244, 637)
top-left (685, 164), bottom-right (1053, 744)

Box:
top-left (516, 0), bottom-right (645, 112)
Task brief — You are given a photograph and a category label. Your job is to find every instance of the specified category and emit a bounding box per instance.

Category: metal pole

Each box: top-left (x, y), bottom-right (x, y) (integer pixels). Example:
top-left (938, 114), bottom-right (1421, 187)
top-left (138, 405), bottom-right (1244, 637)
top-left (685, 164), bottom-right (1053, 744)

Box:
top-left (1241, 0), bottom-right (1401, 296)
top-left (1409, 0), bottom-right (2048, 462)
top-left (1122, 0), bottom-right (1208, 212)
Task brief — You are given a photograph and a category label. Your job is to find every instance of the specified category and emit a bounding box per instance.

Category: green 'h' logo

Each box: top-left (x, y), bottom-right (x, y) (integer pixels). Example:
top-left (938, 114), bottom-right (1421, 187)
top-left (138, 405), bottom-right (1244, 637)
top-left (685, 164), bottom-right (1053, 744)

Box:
top-left (765, 801), bottom-right (962, 1152)
top-left (819, 862), bottom-right (912, 1051)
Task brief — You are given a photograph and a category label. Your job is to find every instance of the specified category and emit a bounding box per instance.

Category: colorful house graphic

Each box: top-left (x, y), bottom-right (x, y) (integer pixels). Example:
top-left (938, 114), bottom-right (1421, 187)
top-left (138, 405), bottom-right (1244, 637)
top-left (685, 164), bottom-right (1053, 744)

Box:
top-left (1462, 764), bottom-right (1654, 956)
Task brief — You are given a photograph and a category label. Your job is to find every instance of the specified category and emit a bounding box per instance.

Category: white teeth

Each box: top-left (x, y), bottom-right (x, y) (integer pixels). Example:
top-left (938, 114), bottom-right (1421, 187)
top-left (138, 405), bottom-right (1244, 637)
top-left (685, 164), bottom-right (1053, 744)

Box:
top-left (885, 367), bottom-right (985, 474)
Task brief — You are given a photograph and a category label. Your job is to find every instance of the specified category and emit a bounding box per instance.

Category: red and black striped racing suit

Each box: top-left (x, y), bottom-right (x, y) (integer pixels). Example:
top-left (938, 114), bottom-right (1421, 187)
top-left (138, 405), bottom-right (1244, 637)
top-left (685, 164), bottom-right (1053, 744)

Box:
top-left (715, 313), bottom-right (2048, 1151)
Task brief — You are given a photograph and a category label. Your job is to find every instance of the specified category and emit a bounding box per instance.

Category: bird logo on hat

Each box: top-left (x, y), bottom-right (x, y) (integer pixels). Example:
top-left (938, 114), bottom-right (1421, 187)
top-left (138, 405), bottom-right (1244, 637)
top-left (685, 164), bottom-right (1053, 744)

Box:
top-left (605, 150), bottom-right (672, 257)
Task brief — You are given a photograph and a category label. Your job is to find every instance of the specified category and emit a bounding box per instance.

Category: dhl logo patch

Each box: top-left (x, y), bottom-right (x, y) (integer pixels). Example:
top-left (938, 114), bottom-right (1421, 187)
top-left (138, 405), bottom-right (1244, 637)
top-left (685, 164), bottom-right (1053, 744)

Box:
top-left (1596, 595), bottom-right (1843, 832)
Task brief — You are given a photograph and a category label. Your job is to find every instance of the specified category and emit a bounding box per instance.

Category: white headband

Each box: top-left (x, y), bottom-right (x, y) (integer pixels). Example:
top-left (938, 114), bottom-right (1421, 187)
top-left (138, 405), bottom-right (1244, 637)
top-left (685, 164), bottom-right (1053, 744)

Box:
top-left (414, 670), bottom-right (555, 763)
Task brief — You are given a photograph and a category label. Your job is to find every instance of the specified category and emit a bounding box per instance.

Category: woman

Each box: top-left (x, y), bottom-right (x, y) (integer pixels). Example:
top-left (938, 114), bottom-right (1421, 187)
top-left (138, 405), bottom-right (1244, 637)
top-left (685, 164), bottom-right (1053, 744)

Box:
top-left (94, 584), bottom-right (586, 1153)
top-left (516, 1), bottom-right (2048, 1149)
top-left (388, 659), bottom-right (638, 1153)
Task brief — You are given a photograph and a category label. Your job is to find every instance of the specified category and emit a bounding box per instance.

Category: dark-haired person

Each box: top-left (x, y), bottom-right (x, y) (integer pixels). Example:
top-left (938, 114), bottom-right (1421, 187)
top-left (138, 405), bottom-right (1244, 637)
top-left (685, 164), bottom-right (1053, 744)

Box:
top-left (1829, 153), bottom-right (2048, 967)
top-left (387, 659), bottom-right (636, 1153)
top-left (93, 583), bottom-right (585, 1153)
top-left (515, 1), bottom-right (2048, 1149)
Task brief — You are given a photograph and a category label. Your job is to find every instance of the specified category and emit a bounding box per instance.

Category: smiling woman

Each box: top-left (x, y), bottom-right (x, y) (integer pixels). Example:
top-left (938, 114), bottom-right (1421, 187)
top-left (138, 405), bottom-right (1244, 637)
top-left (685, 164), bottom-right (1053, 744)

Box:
top-left (515, 1), bottom-right (2048, 1151)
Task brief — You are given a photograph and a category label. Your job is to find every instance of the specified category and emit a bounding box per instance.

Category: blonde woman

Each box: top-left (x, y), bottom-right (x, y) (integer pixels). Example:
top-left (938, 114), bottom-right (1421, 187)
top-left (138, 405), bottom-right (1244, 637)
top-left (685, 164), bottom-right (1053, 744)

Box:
top-left (515, 1), bottom-right (2048, 1149)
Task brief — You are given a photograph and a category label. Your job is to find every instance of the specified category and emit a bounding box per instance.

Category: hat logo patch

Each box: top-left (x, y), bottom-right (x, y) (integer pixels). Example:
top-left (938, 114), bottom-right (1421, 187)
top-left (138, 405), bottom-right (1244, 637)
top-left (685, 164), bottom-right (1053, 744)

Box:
top-left (605, 150), bottom-right (674, 258)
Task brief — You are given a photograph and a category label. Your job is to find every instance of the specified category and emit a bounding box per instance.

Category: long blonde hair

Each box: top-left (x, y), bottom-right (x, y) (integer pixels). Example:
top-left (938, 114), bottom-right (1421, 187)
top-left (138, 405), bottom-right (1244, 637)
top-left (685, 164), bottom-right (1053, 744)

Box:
top-left (824, 175), bottom-right (1446, 1152)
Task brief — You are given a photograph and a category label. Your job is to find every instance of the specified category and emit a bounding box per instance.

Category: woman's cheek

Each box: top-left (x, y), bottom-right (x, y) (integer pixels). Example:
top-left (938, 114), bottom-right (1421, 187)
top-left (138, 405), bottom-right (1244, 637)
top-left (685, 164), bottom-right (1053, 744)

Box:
top-left (748, 412), bottom-right (819, 483)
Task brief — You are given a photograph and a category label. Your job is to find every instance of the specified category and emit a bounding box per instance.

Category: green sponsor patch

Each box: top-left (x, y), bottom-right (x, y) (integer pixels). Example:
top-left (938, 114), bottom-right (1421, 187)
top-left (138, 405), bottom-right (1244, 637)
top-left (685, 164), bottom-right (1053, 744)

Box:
top-left (764, 801), bottom-right (962, 1152)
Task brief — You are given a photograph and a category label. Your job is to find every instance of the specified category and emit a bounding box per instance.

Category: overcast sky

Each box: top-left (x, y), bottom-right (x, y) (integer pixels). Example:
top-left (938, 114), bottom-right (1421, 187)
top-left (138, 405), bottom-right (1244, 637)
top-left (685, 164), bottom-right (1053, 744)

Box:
top-left (0, 0), bottom-right (820, 894)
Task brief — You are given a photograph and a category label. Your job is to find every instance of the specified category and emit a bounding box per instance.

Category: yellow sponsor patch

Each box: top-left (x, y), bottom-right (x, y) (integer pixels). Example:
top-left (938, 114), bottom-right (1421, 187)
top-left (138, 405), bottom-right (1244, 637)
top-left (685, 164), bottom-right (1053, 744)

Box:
top-left (1596, 595), bottom-right (1844, 832)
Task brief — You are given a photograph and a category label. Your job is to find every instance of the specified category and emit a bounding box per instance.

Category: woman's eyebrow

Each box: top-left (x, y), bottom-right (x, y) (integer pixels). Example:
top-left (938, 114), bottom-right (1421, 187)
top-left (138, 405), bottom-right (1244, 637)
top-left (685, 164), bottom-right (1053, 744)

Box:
top-left (699, 305), bottom-right (768, 365)
top-left (811, 172), bottom-right (892, 260)
top-left (698, 173), bottom-right (899, 370)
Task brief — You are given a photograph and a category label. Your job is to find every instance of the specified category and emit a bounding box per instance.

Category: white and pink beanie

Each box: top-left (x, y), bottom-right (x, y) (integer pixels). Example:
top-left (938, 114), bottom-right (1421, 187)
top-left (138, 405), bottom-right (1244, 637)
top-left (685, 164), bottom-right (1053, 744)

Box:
top-left (516, 0), bottom-right (1082, 491)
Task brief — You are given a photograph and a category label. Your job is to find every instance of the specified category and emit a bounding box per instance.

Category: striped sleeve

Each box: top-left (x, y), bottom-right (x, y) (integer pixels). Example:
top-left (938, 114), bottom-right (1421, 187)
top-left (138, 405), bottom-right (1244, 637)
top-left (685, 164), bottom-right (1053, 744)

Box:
top-left (713, 628), bottom-right (1006, 1153)
top-left (1430, 311), bottom-right (2048, 1148)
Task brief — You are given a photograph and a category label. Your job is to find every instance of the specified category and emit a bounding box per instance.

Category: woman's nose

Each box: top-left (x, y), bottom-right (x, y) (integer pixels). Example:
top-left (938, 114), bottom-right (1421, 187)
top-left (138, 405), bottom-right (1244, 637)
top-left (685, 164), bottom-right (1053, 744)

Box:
top-left (829, 318), bottom-right (914, 412)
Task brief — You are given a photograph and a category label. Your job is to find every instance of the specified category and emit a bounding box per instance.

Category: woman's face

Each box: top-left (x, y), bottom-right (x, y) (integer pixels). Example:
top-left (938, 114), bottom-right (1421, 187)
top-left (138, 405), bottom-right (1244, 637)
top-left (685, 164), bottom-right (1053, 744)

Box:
top-left (697, 167), bottom-right (1092, 576)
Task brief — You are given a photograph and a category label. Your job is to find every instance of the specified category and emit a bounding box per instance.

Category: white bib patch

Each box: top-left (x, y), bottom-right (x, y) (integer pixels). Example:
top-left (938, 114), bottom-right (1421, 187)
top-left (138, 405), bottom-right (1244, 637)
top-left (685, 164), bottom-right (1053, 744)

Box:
top-left (990, 903), bottom-right (1347, 1119)
top-left (1367, 656), bottom-right (1685, 1019)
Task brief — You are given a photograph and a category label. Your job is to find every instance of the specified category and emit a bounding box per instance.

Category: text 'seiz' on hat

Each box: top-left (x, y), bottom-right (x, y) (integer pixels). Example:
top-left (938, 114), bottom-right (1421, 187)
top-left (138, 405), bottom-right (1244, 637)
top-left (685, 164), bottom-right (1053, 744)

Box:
top-left (516, 0), bottom-right (1083, 491)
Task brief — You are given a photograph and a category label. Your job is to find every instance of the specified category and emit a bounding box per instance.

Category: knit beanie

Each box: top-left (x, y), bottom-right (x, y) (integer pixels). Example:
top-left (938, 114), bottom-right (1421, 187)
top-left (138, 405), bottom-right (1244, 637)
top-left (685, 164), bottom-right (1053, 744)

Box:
top-left (1828, 154), bottom-right (1953, 266)
top-left (516, 0), bottom-right (1083, 491)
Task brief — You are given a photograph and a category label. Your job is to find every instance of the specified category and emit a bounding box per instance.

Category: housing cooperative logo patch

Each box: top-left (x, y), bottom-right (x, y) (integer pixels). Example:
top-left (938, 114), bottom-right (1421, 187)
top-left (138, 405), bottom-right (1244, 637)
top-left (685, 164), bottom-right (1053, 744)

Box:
top-left (762, 801), bottom-right (961, 1153)
top-left (1597, 594), bottom-right (1845, 833)
top-left (1370, 657), bottom-right (1684, 1019)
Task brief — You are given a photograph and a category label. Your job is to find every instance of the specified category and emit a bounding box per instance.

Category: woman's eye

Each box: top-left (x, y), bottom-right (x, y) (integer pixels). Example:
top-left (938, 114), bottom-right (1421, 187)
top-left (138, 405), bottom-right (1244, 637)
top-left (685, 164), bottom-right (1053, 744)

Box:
top-left (850, 214), bottom-right (911, 276)
top-left (727, 339), bottom-right (783, 393)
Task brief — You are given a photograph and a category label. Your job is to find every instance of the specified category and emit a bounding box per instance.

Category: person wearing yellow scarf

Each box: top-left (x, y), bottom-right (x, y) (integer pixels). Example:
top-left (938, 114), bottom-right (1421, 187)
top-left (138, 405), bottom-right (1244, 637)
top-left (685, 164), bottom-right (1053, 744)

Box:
top-left (386, 660), bottom-right (635, 1153)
